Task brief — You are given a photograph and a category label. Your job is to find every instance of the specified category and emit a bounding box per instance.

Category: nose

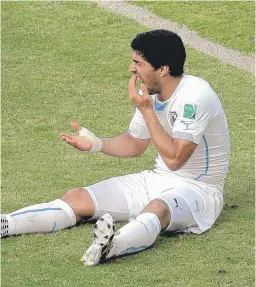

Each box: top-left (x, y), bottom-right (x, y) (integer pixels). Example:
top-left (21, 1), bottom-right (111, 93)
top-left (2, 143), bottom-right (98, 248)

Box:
top-left (129, 62), bottom-right (136, 73)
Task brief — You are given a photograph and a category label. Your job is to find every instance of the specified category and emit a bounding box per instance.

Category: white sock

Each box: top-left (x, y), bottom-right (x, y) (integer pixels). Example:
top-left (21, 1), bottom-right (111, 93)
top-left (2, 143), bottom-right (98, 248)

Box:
top-left (6, 199), bottom-right (76, 235)
top-left (107, 212), bottom-right (161, 258)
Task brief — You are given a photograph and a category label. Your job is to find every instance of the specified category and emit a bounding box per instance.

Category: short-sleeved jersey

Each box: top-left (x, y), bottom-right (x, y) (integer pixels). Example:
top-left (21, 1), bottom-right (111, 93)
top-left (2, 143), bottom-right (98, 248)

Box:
top-left (128, 74), bottom-right (230, 191)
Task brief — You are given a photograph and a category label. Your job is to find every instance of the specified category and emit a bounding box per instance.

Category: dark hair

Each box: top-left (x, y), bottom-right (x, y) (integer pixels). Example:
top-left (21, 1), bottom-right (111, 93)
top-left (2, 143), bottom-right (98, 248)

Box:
top-left (131, 29), bottom-right (186, 77)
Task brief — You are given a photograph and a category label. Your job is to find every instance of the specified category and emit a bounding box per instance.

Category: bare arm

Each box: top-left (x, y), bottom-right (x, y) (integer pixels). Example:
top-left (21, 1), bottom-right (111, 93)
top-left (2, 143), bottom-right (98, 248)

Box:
top-left (60, 122), bottom-right (150, 158)
top-left (101, 133), bottom-right (150, 158)
top-left (141, 109), bottom-right (197, 170)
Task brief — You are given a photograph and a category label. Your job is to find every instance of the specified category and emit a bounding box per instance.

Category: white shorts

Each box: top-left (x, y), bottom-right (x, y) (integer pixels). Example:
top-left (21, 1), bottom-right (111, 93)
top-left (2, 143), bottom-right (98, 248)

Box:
top-left (84, 169), bottom-right (224, 234)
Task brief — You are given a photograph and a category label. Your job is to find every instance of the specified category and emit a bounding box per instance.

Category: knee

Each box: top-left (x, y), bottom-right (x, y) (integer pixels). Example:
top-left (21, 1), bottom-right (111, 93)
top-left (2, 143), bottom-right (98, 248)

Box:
top-left (142, 199), bottom-right (170, 230)
top-left (61, 187), bottom-right (95, 217)
top-left (61, 187), bottom-right (86, 203)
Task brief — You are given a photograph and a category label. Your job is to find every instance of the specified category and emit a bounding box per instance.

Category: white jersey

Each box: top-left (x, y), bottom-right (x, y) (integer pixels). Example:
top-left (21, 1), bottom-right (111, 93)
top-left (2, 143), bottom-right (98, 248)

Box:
top-left (128, 74), bottom-right (230, 191)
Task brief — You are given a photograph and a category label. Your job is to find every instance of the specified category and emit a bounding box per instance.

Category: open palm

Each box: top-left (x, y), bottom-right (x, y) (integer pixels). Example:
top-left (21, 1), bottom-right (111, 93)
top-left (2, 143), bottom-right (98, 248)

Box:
top-left (60, 122), bottom-right (92, 151)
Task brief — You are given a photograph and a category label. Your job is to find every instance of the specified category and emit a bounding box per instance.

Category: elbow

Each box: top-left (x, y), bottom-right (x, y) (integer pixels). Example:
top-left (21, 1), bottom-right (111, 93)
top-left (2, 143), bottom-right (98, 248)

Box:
top-left (167, 164), bottom-right (182, 171)
top-left (130, 151), bottom-right (142, 158)
top-left (166, 159), bottom-right (184, 171)
top-left (128, 147), bottom-right (146, 158)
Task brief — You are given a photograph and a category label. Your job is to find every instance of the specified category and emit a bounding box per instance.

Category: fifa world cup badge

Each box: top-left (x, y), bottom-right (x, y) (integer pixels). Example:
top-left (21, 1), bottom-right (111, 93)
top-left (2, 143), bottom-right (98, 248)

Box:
top-left (183, 104), bottom-right (197, 119)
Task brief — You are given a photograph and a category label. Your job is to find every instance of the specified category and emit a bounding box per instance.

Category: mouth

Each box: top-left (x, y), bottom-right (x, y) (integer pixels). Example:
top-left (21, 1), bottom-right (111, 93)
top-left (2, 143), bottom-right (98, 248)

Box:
top-left (134, 74), bottom-right (143, 81)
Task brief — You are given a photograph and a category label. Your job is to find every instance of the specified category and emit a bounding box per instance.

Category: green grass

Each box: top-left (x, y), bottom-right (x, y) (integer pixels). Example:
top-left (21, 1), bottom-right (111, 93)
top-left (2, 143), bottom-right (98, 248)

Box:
top-left (133, 1), bottom-right (255, 55)
top-left (1, 2), bottom-right (255, 287)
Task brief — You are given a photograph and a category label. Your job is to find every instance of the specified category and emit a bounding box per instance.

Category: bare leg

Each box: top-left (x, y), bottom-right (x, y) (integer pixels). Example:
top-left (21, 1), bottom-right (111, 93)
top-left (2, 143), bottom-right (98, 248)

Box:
top-left (1, 187), bottom-right (95, 237)
top-left (142, 199), bottom-right (170, 228)
top-left (61, 187), bottom-right (95, 221)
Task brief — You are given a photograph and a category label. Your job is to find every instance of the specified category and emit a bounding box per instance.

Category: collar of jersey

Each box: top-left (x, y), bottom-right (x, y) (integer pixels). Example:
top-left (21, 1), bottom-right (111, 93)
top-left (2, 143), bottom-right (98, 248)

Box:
top-left (154, 100), bottom-right (168, 111)
top-left (154, 74), bottom-right (187, 111)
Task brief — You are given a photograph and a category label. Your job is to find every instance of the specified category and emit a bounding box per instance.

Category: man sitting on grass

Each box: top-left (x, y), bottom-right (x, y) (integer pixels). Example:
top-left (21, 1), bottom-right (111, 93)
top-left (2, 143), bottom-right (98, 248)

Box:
top-left (1, 29), bottom-right (230, 266)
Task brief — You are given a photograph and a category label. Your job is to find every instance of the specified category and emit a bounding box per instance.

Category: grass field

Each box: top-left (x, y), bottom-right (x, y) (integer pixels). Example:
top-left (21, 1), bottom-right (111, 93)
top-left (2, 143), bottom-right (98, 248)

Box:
top-left (1, 1), bottom-right (255, 287)
top-left (133, 1), bottom-right (255, 55)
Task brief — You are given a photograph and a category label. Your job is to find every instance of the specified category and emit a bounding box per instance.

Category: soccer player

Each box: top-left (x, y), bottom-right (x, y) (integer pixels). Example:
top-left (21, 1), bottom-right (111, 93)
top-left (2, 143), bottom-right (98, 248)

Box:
top-left (1, 30), bottom-right (230, 266)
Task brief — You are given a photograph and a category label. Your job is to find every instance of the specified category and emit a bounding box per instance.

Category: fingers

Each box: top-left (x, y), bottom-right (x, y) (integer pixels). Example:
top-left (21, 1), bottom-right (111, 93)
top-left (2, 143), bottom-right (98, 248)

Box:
top-left (60, 134), bottom-right (75, 144)
top-left (140, 83), bottom-right (149, 96)
top-left (60, 122), bottom-right (82, 146)
top-left (129, 75), bottom-right (137, 91)
top-left (63, 138), bottom-right (75, 146)
top-left (60, 122), bottom-right (82, 141)
top-left (60, 133), bottom-right (68, 138)
top-left (128, 75), bottom-right (139, 102)
top-left (60, 133), bottom-right (72, 139)
top-left (71, 122), bottom-right (82, 131)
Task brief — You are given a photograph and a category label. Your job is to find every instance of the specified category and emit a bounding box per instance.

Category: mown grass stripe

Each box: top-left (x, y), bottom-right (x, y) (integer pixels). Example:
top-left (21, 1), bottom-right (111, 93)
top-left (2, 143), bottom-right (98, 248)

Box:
top-left (98, 1), bottom-right (255, 74)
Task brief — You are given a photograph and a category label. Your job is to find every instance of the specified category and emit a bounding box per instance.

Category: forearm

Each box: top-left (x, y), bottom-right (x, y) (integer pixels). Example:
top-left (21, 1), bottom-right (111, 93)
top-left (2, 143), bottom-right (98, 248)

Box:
top-left (141, 109), bottom-right (178, 168)
top-left (101, 133), bottom-right (148, 158)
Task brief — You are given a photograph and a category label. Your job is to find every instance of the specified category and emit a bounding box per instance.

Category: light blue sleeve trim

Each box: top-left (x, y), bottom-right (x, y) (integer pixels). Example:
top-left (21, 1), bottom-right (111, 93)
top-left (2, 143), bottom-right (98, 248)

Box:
top-left (194, 134), bottom-right (209, 180)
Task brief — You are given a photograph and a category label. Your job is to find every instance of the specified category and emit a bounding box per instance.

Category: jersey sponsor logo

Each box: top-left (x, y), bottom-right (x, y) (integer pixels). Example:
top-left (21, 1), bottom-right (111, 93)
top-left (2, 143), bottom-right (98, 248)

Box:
top-left (183, 104), bottom-right (197, 119)
top-left (169, 111), bottom-right (177, 126)
top-left (173, 198), bottom-right (182, 210)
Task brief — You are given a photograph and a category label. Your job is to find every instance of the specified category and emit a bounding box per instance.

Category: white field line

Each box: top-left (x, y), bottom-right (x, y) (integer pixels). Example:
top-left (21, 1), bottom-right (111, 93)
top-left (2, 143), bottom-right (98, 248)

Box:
top-left (98, 1), bottom-right (255, 75)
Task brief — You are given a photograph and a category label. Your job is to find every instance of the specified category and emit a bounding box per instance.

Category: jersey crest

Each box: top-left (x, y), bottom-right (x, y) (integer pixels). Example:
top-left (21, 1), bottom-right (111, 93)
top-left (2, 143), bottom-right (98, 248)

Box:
top-left (169, 111), bottom-right (178, 126)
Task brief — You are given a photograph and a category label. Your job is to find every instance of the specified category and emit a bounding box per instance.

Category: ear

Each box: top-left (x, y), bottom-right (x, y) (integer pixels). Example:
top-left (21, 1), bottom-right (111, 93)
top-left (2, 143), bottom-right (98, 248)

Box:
top-left (159, 65), bottom-right (170, 76)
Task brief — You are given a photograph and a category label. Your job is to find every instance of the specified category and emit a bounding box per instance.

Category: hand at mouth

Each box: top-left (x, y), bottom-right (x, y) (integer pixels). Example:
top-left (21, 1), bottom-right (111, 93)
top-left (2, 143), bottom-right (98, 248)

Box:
top-left (134, 74), bottom-right (142, 81)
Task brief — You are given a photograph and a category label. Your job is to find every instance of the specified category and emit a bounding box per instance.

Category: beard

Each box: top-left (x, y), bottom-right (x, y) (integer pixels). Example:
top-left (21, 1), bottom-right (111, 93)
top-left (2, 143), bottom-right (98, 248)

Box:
top-left (142, 78), bottom-right (160, 95)
top-left (147, 86), bottom-right (160, 95)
